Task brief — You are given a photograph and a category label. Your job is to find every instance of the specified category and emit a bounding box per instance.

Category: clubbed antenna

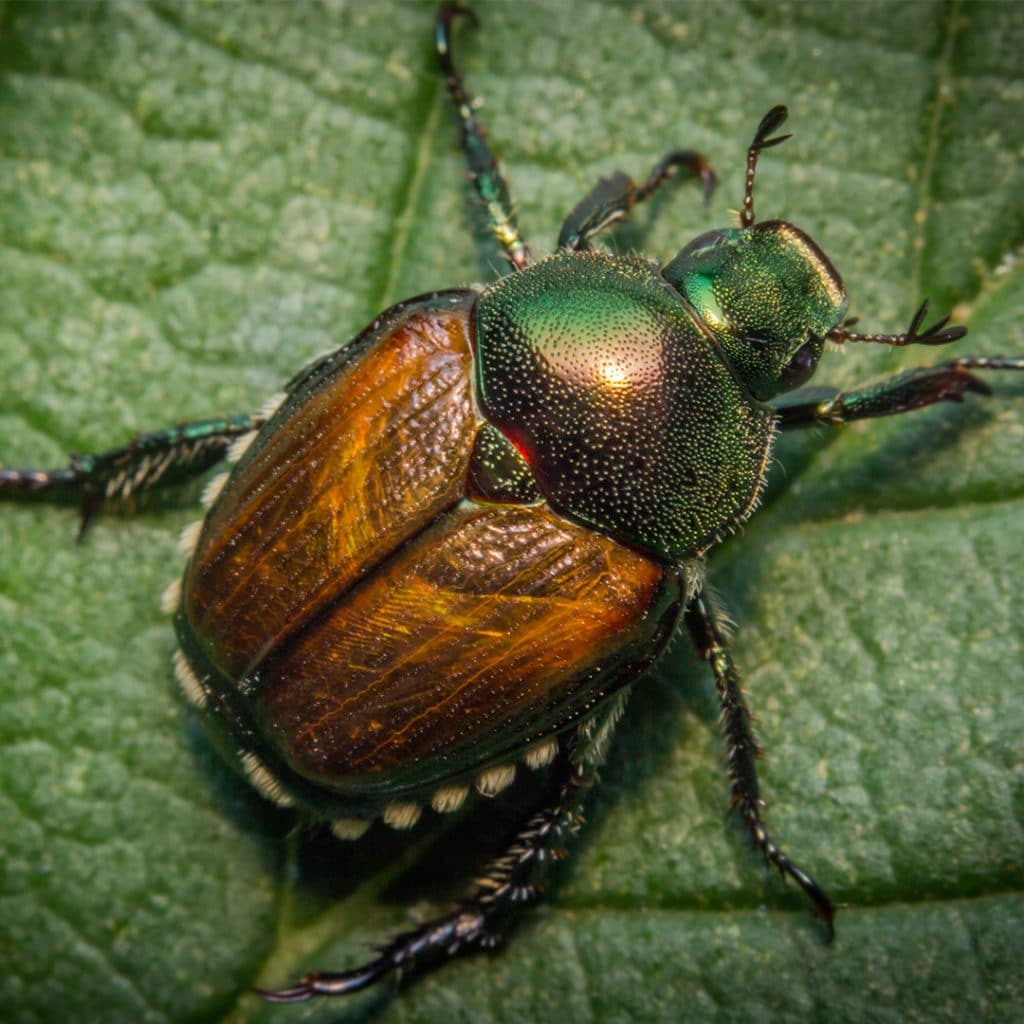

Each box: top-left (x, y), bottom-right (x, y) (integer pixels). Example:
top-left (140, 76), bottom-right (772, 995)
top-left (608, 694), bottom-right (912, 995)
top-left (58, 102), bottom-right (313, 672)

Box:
top-left (827, 299), bottom-right (967, 347)
top-left (741, 106), bottom-right (791, 228)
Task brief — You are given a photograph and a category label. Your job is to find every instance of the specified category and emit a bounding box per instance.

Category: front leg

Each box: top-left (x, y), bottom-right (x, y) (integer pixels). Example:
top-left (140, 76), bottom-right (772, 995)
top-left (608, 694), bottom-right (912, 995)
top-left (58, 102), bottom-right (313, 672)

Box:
top-left (684, 591), bottom-right (835, 935)
top-left (774, 356), bottom-right (1024, 429)
top-left (558, 150), bottom-right (716, 252)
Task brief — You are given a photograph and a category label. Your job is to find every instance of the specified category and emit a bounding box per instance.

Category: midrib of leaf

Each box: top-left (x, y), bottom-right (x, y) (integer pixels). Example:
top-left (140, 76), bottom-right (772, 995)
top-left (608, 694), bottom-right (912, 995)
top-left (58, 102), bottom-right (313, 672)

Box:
top-left (377, 84), bottom-right (446, 311)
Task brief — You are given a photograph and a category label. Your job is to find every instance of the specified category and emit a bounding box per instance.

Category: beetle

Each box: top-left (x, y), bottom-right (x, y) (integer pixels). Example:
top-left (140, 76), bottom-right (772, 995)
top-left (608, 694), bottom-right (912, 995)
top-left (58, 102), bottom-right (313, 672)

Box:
top-left (1, 2), bottom-right (1022, 1006)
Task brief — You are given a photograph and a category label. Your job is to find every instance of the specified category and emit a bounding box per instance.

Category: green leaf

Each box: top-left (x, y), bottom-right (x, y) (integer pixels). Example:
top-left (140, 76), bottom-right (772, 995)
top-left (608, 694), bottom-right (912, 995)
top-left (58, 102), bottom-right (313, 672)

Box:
top-left (1, 2), bottom-right (1021, 1022)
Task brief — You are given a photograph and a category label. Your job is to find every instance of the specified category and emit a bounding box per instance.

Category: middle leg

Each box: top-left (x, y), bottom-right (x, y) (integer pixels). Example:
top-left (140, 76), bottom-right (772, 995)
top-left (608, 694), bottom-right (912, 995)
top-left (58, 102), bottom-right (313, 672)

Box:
top-left (684, 591), bottom-right (835, 934)
top-left (436, 4), bottom-right (531, 270)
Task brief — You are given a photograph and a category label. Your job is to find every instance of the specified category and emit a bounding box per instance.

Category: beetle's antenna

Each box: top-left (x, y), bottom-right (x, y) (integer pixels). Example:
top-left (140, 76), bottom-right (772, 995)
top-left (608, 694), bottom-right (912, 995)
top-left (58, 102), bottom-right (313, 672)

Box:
top-left (741, 106), bottom-right (790, 228)
top-left (827, 299), bottom-right (967, 347)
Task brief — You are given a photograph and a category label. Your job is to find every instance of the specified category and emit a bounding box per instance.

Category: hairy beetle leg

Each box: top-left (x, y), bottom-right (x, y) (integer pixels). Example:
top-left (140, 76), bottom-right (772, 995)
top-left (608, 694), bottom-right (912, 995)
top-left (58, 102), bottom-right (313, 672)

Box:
top-left (258, 907), bottom-right (489, 1002)
top-left (685, 592), bottom-right (836, 938)
top-left (0, 413), bottom-right (259, 535)
top-left (437, 4), bottom-right (530, 270)
top-left (558, 149), bottom-right (717, 252)
top-left (774, 356), bottom-right (1024, 428)
top-left (259, 756), bottom-right (593, 1002)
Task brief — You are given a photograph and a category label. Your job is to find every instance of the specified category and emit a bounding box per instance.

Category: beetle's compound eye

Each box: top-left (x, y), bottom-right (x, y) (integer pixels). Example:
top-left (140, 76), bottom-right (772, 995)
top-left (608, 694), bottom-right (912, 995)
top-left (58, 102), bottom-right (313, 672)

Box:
top-left (662, 220), bottom-right (848, 400)
top-left (779, 332), bottom-right (825, 391)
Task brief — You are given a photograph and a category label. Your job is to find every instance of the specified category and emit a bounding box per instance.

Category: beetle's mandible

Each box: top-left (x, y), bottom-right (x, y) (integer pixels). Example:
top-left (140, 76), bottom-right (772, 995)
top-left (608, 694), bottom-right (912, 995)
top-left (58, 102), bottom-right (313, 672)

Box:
top-left (2, 2), bottom-right (1022, 1006)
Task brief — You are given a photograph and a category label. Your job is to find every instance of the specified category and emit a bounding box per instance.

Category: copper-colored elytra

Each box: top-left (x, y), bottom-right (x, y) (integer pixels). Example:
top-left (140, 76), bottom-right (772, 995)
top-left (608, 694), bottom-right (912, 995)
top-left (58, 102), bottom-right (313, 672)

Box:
top-left (255, 501), bottom-right (675, 788)
top-left (183, 298), bottom-right (481, 679)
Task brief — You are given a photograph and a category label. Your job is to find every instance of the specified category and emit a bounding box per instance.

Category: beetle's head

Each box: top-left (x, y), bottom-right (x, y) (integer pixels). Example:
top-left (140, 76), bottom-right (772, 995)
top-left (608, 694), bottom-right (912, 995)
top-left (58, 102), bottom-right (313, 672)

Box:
top-left (661, 220), bottom-right (848, 401)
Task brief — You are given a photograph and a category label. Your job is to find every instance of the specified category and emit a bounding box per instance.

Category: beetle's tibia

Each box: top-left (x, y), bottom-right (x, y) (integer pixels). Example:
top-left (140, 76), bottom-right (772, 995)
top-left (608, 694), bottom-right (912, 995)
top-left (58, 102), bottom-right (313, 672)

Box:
top-left (775, 356), bottom-right (1024, 429)
top-left (557, 148), bottom-right (717, 253)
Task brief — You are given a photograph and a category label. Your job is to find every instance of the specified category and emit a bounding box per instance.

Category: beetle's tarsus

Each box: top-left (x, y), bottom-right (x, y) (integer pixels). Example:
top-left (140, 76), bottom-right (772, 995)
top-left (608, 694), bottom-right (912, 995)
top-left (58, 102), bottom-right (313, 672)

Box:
top-left (772, 848), bottom-right (836, 942)
top-left (908, 299), bottom-right (929, 334)
top-left (436, 0), bottom-right (477, 46)
top-left (902, 300), bottom-right (967, 346)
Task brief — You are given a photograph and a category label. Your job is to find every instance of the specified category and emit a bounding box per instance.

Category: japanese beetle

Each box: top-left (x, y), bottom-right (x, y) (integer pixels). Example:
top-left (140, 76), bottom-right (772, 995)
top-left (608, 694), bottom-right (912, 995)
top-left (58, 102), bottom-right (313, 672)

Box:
top-left (2, 0), bottom-right (1024, 1015)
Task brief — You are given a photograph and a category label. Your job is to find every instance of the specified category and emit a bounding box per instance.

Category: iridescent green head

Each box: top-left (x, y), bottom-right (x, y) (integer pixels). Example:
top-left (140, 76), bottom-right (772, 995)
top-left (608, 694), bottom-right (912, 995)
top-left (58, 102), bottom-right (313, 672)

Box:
top-left (661, 220), bottom-right (848, 400)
